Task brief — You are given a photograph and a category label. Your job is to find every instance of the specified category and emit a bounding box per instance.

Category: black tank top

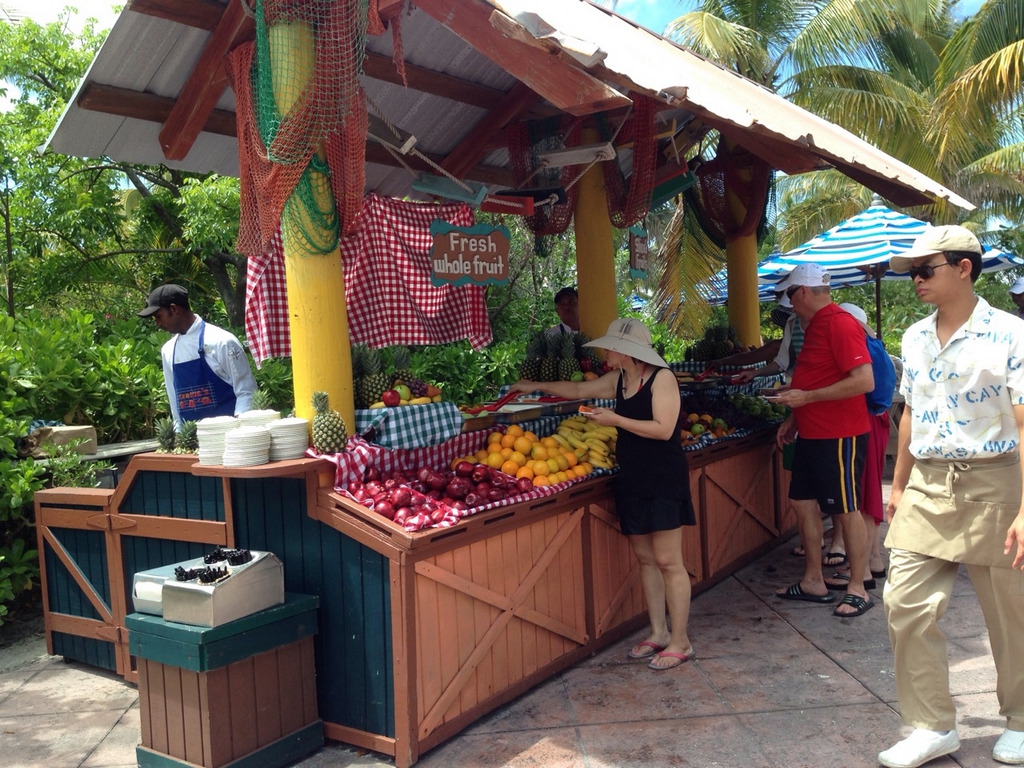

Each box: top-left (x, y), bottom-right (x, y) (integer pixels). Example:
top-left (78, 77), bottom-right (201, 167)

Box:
top-left (614, 368), bottom-right (689, 498)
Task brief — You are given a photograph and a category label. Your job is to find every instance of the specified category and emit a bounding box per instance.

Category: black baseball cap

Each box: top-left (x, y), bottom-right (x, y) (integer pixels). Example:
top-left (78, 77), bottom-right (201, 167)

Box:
top-left (138, 284), bottom-right (189, 317)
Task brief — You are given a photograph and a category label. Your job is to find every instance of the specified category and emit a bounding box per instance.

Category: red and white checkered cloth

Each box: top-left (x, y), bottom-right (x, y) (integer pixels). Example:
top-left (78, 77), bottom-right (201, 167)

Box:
top-left (243, 194), bottom-right (493, 365)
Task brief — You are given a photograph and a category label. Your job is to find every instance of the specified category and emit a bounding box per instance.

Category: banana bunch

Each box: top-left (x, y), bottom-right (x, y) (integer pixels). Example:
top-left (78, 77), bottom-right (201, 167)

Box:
top-left (556, 414), bottom-right (617, 469)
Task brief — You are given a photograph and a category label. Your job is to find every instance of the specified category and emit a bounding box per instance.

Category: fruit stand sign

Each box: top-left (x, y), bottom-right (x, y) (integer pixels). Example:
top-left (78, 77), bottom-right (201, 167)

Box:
top-left (430, 221), bottom-right (510, 287)
top-left (628, 224), bottom-right (648, 279)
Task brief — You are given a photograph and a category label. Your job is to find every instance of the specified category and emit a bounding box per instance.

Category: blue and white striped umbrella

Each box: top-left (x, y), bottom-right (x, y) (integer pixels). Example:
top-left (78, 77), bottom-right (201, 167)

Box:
top-left (758, 196), bottom-right (928, 286)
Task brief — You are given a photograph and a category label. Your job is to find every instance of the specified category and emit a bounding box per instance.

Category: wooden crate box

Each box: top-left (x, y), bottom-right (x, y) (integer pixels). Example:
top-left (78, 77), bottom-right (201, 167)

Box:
top-left (128, 594), bottom-right (322, 768)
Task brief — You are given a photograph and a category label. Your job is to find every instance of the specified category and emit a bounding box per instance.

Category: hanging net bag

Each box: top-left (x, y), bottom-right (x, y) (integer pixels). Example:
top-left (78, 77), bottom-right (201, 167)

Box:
top-left (227, 0), bottom-right (372, 256)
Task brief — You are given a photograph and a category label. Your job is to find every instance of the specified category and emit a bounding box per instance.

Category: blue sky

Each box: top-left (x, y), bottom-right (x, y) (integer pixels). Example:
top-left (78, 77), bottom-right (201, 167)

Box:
top-left (599, 0), bottom-right (987, 37)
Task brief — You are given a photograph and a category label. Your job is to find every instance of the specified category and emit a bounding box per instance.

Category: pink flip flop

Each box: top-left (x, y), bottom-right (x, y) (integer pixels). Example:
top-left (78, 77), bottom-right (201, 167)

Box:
top-left (627, 640), bottom-right (666, 660)
top-left (647, 651), bottom-right (694, 670)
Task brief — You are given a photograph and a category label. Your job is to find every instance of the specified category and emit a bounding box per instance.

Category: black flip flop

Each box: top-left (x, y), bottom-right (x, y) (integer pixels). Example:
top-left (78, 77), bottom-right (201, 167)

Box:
top-left (822, 551), bottom-right (848, 567)
top-left (776, 583), bottom-right (835, 603)
top-left (824, 572), bottom-right (877, 591)
top-left (833, 593), bottom-right (874, 617)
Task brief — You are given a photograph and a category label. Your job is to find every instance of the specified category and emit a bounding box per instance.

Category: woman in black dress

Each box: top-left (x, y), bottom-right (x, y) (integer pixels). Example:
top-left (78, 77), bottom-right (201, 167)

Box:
top-left (511, 318), bottom-right (696, 670)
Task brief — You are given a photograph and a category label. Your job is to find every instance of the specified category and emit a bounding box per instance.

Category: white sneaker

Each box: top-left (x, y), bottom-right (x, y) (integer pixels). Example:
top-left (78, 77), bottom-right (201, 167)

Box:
top-left (994, 729), bottom-right (1024, 764)
top-left (878, 729), bottom-right (960, 768)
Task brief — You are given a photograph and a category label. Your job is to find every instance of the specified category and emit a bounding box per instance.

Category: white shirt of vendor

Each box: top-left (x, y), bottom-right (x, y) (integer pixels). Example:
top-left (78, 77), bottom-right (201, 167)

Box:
top-left (900, 296), bottom-right (1024, 460)
top-left (161, 316), bottom-right (257, 426)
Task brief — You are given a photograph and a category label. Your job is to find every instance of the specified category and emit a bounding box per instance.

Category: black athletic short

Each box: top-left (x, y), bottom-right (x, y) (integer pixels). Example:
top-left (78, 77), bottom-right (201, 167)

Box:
top-left (789, 434), bottom-right (867, 514)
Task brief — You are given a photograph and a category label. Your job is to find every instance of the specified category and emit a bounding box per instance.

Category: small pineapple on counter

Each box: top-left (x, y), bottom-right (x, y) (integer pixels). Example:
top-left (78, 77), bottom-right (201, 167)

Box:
top-left (155, 417), bottom-right (177, 453)
top-left (176, 420), bottom-right (199, 454)
top-left (311, 391), bottom-right (348, 454)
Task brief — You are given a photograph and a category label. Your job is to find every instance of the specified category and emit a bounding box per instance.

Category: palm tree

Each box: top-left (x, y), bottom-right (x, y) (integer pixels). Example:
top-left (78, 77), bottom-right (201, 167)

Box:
top-left (654, 0), bottom-right (1023, 340)
top-left (779, 0), bottom-right (1024, 248)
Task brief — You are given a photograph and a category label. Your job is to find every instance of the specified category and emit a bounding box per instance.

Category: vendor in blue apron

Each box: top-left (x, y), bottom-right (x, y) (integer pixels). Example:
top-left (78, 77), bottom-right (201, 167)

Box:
top-left (138, 284), bottom-right (258, 427)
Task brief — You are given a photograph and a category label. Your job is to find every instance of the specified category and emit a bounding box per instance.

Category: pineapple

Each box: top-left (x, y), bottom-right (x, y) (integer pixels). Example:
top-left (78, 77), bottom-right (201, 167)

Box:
top-left (251, 389), bottom-right (274, 411)
top-left (351, 344), bottom-right (369, 409)
top-left (311, 391), bottom-right (348, 454)
top-left (519, 332), bottom-right (544, 381)
top-left (176, 420), bottom-right (199, 453)
top-left (362, 347), bottom-right (391, 406)
top-left (558, 331), bottom-right (580, 381)
top-left (392, 346), bottom-right (428, 397)
top-left (155, 417), bottom-right (176, 453)
top-left (539, 333), bottom-right (559, 382)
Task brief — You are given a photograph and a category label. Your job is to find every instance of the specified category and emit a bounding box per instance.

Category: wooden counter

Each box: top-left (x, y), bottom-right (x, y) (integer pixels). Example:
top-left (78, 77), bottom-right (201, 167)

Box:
top-left (34, 430), bottom-right (793, 767)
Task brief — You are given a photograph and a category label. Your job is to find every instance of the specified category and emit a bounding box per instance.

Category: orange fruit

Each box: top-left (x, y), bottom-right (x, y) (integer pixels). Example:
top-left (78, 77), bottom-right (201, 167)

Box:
top-left (700, 414), bottom-right (713, 424)
top-left (572, 465), bottom-right (588, 478)
top-left (687, 413), bottom-right (699, 424)
top-left (500, 446), bottom-right (513, 459)
top-left (501, 459), bottom-right (520, 476)
top-left (510, 450), bottom-right (528, 467)
top-left (513, 435), bottom-right (533, 455)
top-left (541, 436), bottom-right (558, 448)
top-left (500, 433), bottom-right (517, 449)
top-left (553, 471), bottom-right (568, 483)
top-left (516, 465), bottom-right (534, 480)
top-left (523, 431), bottom-right (539, 442)
top-left (580, 462), bottom-right (594, 474)
top-left (487, 430), bottom-right (503, 444)
top-left (563, 451), bottom-right (578, 468)
top-left (475, 449), bottom-right (490, 462)
top-left (486, 452), bottom-right (505, 469)
top-left (546, 458), bottom-right (560, 474)
top-left (554, 454), bottom-right (569, 471)
top-left (530, 444), bottom-right (548, 461)
top-left (487, 441), bottom-right (504, 454)
top-left (531, 460), bottom-right (549, 476)
top-left (506, 424), bottom-right (524, 437)
top-left (533, 475), bottom-right (550, 487)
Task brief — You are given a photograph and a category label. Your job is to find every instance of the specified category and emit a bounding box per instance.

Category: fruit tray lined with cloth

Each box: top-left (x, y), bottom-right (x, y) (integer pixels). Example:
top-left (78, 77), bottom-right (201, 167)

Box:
top-left (312, 429), bottom-right (609, 533)
top-left (355, 400), bottom-right (464, 449)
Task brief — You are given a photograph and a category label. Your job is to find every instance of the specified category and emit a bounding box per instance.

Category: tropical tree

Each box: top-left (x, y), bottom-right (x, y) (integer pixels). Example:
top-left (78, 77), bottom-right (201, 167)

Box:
top-left (652, 0), bottom-right (1023, 339)
top-left (0, 13), bottom-right (249, 325)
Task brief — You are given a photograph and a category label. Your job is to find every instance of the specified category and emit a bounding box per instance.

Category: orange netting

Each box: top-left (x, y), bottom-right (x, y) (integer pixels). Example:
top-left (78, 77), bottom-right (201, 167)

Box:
top-left (228, 0), bottom-right (380, 255)
top-left (685, 142), bottom-right (772, 248)
top-left (598, 93), bottom-right (658, 229)
top-left (507, 116), bottom-right (583, 236)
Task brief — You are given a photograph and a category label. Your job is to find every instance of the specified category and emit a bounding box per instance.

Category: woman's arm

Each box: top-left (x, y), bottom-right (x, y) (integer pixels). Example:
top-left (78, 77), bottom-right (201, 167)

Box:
top-left (587, 368), bottom-right (680, 440)
top-left (510, 371), bottom-right (618, 401)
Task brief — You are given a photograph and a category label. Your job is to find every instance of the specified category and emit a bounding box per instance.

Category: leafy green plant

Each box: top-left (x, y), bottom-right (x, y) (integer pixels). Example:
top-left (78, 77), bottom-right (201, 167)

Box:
top-left (43, 441), bottom-right (114, 489)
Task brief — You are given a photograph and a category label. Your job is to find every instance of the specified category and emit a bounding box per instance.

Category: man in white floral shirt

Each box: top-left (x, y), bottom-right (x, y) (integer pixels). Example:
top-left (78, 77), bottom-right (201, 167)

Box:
top-left (880, 226), bottom-right (1024, 768)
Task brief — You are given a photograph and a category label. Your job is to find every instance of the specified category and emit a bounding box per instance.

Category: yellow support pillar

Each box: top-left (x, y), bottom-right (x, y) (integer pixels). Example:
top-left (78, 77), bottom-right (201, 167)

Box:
top-left (722, 139), bottom-right (762, 347)
top-left (270, 22), bottom-right (354, 428)
top-left (725, 233), bottom-right (761, 347)
top-left (574, 128), bottom-right (618, 339)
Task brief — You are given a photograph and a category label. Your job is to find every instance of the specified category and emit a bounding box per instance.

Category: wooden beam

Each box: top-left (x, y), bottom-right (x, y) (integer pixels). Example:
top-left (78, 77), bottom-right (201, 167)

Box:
top-left (76, 83), bottom-right (238, 137)
top-left (412, 0), bottom-right (629, 117)
top-left (126, 0), bottom-right (226, 30)
top-left (442, 81), bottom-right (539, 179)
top-left (158, 0), bottom-right (254, 160)
top-left (362, 52), bottom-right (507, 112)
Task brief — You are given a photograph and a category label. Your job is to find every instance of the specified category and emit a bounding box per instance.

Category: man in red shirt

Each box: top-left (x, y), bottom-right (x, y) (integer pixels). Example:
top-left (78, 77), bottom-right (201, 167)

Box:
top-left (771, 263), bottom-right (876, 617)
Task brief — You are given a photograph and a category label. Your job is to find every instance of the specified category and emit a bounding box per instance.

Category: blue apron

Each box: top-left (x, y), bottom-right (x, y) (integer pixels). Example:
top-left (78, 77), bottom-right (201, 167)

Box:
top-left (172, 321), bottom-right (236, 422)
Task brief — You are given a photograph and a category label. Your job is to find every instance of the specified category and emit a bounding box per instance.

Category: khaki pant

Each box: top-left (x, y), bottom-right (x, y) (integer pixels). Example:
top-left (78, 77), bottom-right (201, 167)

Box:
top-left (884, 457), bottom-right (1024, 731)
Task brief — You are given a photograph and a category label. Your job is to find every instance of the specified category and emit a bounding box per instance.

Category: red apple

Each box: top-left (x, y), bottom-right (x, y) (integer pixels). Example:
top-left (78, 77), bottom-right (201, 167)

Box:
top-left (516, 477), bottom-right (534, 493)
top-left (454, 460), bottom-right (475, 478)
top-left (382, 389), bottom-right (401, 407)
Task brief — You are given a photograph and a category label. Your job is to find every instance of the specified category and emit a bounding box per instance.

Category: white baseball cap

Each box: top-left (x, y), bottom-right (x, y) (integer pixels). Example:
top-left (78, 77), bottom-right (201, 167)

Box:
top-left (1010, 277), bottom-right (1024, 295)
top-left (889, 225), bottom-right (982, 272)
top-left (776, 263), bottom-right (831, 292)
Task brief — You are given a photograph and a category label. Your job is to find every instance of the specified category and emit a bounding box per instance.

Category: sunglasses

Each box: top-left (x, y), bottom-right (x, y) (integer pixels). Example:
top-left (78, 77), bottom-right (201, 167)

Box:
top-left (907, 261), bottom-right (956, 280)
top-left (785, 285), bottom-right (803, 299)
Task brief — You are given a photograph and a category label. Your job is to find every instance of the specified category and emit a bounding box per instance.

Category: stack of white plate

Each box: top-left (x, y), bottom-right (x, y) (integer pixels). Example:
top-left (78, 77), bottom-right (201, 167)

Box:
top-left (196, 416), bottom-right (241, 465)
top-left (239, 409), bottom-right (281, 427)
top-left (221, 425), bottom-right (272, 467)
top-left (267, 417), bottom-right (310, 460)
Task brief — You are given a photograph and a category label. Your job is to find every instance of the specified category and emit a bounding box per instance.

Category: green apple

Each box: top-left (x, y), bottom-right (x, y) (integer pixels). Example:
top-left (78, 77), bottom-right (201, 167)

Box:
top-left (395, 383), bottom-right (413, 401)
